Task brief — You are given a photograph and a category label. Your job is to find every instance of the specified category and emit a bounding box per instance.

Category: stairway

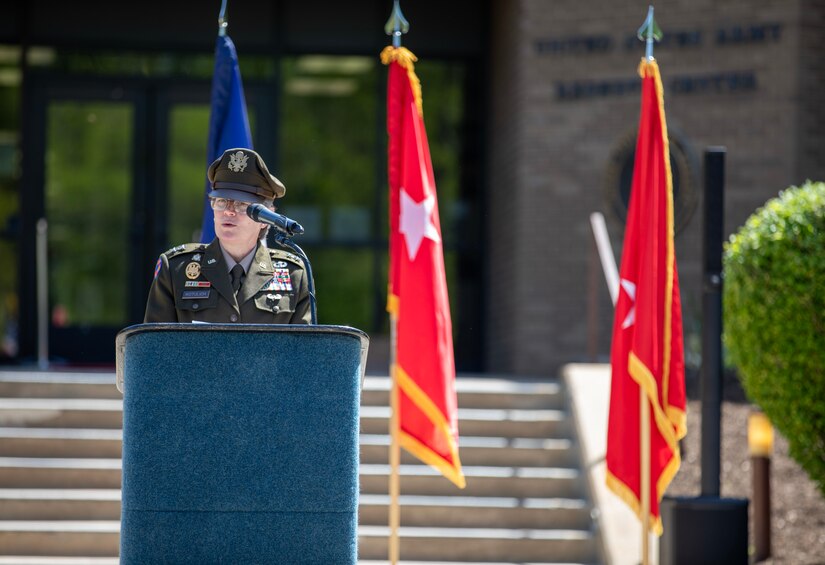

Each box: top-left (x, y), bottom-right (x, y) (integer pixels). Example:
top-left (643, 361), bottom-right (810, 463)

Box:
top-left (0, 370), bottom-right (603, 564)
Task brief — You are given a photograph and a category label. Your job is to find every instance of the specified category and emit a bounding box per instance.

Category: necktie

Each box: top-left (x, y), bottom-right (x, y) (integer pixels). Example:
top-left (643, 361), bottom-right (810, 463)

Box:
top-left (230, 264), bottom-right (244, 294)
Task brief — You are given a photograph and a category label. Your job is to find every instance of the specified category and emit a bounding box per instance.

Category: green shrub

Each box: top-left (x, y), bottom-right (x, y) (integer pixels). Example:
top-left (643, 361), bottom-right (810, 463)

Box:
top-left (723, 181), bottom-right (825, 496)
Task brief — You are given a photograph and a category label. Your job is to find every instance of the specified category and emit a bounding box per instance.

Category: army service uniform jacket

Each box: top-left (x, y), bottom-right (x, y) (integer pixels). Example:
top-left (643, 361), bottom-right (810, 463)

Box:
top-left (144, 239), bottom-right (311, 324)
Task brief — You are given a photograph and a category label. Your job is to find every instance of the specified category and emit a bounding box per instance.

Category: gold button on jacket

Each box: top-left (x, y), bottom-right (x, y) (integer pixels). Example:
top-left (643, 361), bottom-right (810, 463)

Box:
top-left (144, 239), bottom-right (311, 324)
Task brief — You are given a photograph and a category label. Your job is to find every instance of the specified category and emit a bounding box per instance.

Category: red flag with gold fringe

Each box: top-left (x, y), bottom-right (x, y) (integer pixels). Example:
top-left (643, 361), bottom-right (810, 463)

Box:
top-left (382, 46), bottom-right (464, 488)
top-left (606, 58), bottom-right (687, 534)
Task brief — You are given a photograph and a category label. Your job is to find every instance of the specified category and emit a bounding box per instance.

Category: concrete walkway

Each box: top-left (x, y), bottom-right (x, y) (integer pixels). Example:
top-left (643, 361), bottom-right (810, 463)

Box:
top-left (562, 363), bottom-right (659, 565)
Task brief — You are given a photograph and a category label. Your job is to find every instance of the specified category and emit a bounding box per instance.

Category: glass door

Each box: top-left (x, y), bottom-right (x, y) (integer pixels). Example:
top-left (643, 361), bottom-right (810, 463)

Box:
top-left (45, 101), bottom-right (133, 326)
top-left (43, 94), bottom-right (137, 363)
top-left (25, 77), bottom-right (234, 364)
top-left (166, 102), bottom-right (211, 246)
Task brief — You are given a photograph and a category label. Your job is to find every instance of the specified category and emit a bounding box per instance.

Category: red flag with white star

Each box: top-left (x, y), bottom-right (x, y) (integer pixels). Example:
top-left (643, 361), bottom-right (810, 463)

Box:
top-left (606, 58), bottom-right (686, 534)
top-left (381, 46), bottom-right (464, 488)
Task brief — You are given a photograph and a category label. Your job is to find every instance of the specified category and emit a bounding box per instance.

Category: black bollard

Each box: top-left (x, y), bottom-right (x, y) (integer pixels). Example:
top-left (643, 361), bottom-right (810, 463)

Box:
top-left (701, 147), bottom-right (725, 497)
top-left (660, 147), bottom-right (749, 565)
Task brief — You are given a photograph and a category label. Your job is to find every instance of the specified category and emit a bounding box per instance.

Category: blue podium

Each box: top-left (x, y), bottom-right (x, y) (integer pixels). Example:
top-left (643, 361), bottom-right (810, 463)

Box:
top-left (115, 324), bottom-right (369, 564)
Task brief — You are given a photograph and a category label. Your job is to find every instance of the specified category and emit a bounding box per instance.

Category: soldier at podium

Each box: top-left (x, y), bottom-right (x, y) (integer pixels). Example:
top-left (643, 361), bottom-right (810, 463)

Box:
top-left (144, 148), bottom-right (311, 324)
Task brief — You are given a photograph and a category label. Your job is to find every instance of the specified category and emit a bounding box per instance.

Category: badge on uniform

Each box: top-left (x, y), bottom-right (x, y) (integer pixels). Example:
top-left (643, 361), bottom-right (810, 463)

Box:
top-left (185, 281), bottom-right (211, 288)
top-left (185, 262), bottom-right (201, 280)
top-left (274, 261), bottom-right (288, 268)
top-left (153, 258), bottom-right (162, 280)
top-left (264, 268), bottom-right (293, 292)
top-left (192, 254), bottom-right (202, 262)
top-left (181, 290), bottom-right (210, 300)
top-left (228, 151), bottom-right (249, 172)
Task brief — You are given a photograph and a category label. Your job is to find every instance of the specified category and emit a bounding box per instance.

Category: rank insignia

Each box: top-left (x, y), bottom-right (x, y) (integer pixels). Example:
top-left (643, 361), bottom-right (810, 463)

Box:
top-left (153, 258), bottom-right (162, 280)
top-left (185, 262), bottom-right (201, 280)
top-left (185, 281), bottom-right (211, 288)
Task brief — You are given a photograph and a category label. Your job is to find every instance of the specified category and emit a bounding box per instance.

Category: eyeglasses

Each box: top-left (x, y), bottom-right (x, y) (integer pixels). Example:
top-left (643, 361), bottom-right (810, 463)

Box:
top-left (210, 197), bottom-right (250, 214)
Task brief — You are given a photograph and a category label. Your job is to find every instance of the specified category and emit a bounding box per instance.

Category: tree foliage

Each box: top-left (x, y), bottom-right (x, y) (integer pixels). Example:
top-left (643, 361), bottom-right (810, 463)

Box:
top-left (723, 181), bottom-right (825, 495)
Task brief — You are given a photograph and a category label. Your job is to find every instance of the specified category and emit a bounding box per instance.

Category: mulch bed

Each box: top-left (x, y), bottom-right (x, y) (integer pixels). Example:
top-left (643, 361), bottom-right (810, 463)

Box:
top-left (667, 379), bottom-right (825, 564)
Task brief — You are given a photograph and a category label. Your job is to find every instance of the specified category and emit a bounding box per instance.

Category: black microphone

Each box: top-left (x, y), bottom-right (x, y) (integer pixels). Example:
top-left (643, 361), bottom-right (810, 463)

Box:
top-left (246, 203), bottom-right (304, 236)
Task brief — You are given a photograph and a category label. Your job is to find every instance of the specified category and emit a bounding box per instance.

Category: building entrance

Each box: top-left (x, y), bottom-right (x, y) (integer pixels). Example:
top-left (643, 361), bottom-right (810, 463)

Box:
top-left (20, 74), bottom-right (220, 364)
top-left (15, 52), bottom-right (483, 369)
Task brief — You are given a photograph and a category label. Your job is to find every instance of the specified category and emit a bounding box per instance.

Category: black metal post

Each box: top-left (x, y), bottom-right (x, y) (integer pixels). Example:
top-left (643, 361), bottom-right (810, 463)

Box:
top-left (700, 147), bottom-right (725, 497)
top-left (660, 148), bottom-right (748, 565)
top-left (753, 454), bottom-right (771, 560)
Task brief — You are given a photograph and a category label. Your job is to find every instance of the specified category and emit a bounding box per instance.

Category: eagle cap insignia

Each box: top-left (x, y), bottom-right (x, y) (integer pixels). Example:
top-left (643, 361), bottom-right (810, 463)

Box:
top-left (228, 151), bottom-right (249, 173)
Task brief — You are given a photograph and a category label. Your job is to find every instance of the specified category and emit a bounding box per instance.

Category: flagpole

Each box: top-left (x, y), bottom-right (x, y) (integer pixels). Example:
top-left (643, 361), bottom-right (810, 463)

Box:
top-left (640, 388), bottom-right (651, 565)
top-left (389, 316), bottom-right (401, 565)
top-left (636, 7), bottom-right (659, 564)
top-left (217, 0), bottom-right (228, 36)
top-left (385, 4), bottom-right (409, 563)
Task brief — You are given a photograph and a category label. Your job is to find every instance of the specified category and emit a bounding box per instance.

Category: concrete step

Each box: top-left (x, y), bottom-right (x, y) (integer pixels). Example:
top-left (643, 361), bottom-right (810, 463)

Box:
top-left (0, 489), bottom-right (590, 530)
top-left (0, 400), bottom-right (569, 439)
top-left (0, 428), bottom-right (122, 458)
top-left (0, 399), bottom-right (123, 429)
top-left (0, 489), bottom-right (121, 520)
top-left (359, 406), bottom-right (570, 438)
top-left (360, 434), bottom-right (577, 467)
top-left (0, 373), bottom-right (564, 410)
top-left (0, 373), bottom-right (119, 400)
top-left (0, 458), bottom-right (122, 489)
top-left (0, 561), bottom-right (592, 565)
top-left (0, 429), bottom-right (577, 469)
top-left (358, 525), bottom-right (598, 563)
top-left (358, 562), bottom-right (593, 565)
top-left (0, 400), bottom-right (568, 439)
top-left (0, 560), bottom-right (593, 565)
top-left (0, 559), bottom-right (118, 564)
top-left (0, 521), bottom-right (119, 557)
top-left (0, 521), bottom-right (596, 563)
top-left (0, 458), bottom-right (584, 499)
top-left (0, 560), bottom-right (591, 565)
top-left (361, 377), bottom-right (565, 410)
top-left (360, 464), bottom-right (584, 498)
top-left (358, 494), bottom-right (591, 530)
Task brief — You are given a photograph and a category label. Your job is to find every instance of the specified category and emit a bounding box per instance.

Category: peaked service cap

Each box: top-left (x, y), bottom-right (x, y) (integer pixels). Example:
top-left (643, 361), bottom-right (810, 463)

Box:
top-left (207, 148), bottom-right (286, 204)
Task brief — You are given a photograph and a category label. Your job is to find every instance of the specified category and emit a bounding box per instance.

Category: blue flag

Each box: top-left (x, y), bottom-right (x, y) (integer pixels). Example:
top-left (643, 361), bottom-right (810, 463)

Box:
top-left (200, 34), bottom-right (253, 243)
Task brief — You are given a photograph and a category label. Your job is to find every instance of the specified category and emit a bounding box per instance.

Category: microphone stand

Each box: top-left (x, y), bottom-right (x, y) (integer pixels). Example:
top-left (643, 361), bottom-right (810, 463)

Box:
top-left (272, 231), bottom-right (317, 324)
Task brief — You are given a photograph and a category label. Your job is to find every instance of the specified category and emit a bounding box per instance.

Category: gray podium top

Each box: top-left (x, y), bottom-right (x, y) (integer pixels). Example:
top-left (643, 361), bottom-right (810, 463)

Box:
top-left (115, 323), bottom-right (369, 393)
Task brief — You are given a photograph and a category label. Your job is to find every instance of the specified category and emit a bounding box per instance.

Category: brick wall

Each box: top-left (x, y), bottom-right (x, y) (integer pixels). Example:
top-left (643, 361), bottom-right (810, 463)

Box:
top-left (798, 0), bottom-right (825, 183)
top-left (485, 0), bottom-right (812, 374)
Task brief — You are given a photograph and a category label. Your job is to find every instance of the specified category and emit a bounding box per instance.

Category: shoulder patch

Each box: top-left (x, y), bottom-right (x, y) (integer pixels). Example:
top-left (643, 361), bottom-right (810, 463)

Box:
top-left (269, 248), bottom-right (304, 268)
top-left (163, 243), bottom-right (207, 259)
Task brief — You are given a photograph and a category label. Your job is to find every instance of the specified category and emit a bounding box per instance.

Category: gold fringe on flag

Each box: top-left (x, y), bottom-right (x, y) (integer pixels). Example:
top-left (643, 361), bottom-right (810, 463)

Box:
top-left (380, 46), bottom-right (424, 118)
